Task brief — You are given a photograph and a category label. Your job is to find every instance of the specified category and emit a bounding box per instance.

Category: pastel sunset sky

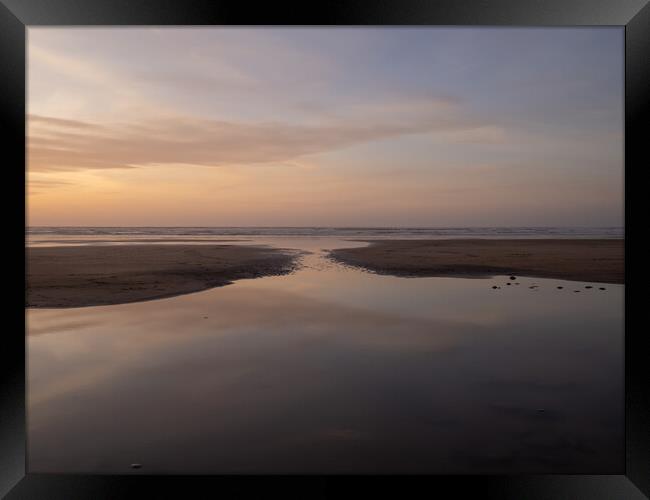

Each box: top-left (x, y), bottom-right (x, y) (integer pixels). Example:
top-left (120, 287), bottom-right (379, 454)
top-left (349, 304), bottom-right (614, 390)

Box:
top-left (27, 27), bottom-right (623, 227)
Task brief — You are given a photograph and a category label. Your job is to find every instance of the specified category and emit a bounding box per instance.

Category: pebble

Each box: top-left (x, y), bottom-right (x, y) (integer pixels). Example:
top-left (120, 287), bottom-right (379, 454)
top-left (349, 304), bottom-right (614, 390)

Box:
top-left (492, 286), bottom-right (500, 289)
top-left (599, 287), bottom-right (606, 290)
top-left (557, 286), bottom-right (563, 289)
top-left (130, 464), bottom-right (142, 469)
top-left (574, 290), bottom-right (580, 293)
top-left (506, 283), bottom-right (511, 286)
top-left (585, 286), bottom-right (593, 289)
top-left (509, 276), bottom-right (517, 280)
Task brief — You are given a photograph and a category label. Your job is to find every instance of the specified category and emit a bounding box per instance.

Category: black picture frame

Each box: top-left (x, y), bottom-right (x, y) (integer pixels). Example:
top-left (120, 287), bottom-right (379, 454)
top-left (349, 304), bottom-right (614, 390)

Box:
top-left (2, 1), bottom-right (647, 498)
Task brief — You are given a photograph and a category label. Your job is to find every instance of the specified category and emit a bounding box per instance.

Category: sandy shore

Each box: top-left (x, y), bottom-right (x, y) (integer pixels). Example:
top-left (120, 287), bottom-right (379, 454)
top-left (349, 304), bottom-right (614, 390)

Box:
top-left (329, 239), bottom-right (624, 284)
top-left (26, 244), bottom-right (298, 308)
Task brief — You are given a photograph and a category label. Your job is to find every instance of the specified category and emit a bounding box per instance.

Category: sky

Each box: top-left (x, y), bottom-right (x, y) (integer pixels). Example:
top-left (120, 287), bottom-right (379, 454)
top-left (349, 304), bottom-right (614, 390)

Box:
top-left (27, 27), bottom-right (624, 227)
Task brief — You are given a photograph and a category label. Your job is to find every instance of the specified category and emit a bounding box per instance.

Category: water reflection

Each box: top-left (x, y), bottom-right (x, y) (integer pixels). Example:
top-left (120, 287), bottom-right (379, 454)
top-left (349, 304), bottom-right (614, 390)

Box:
top-left (27, 237), bottom-right (623, 474)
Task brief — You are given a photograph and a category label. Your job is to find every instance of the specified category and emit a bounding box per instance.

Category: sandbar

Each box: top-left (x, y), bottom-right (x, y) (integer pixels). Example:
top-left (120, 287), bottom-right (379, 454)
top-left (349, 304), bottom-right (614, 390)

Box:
top-left (27, 244), bottom-right (298, 308)
top-left (329, 239), bottom-right (624, 284)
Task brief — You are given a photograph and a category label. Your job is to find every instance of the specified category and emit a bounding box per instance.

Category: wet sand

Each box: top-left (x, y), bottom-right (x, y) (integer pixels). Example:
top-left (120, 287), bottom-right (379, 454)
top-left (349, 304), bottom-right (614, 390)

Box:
top-left (26, 244), bottom-right (298, 308)
top-left (329, 239), bottom-right (624, 284)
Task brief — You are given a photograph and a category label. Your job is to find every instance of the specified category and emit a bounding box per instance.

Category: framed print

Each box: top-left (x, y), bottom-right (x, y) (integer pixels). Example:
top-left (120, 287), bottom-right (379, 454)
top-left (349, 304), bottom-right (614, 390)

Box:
top-left (1, 0), bottom-right (648, 498)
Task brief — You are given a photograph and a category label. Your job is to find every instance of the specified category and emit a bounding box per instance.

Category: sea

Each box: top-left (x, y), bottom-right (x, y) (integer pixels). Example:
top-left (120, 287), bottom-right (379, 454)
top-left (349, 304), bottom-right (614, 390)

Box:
top-left (26, 225), bottom-right (624, 246)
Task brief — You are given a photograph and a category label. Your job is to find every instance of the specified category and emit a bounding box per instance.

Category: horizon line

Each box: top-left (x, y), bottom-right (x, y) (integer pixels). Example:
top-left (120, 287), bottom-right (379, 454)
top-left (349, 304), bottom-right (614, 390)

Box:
top-left (26, 225), bottom-right (624, 229)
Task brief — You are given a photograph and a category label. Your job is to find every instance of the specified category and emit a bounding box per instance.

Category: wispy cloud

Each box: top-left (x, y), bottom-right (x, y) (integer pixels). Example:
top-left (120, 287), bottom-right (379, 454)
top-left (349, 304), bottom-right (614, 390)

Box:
top-left (27, 177), bottom-right (76, 196)
top-left (28, 102), bottom-right (505, 172)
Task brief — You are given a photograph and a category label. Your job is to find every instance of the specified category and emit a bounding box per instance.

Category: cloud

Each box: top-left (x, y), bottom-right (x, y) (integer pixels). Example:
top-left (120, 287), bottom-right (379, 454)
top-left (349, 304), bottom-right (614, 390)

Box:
top-left (26, 177), bottom-right (76, 196)
top-left (28, 179), bottom-right (74, 187)
top-left (29, 115), bottom-right (105, 130)
top-left (28, 103), bottom-right (504, 172)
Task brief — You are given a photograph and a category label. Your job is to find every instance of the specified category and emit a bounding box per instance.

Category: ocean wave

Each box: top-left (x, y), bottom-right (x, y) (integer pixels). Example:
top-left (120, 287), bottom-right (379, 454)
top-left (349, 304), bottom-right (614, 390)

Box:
top-left (26, 226), bottom-right (624, 238)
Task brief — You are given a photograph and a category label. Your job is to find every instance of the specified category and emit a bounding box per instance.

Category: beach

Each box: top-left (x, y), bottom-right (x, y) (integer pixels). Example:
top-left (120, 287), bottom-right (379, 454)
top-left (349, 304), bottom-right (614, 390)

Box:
top-left (329, 239), bottom-right (624, 284)
top-left (26, 244), bottom-right (298, 308)
top-left (27, 233), bottom-right (625, 473)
